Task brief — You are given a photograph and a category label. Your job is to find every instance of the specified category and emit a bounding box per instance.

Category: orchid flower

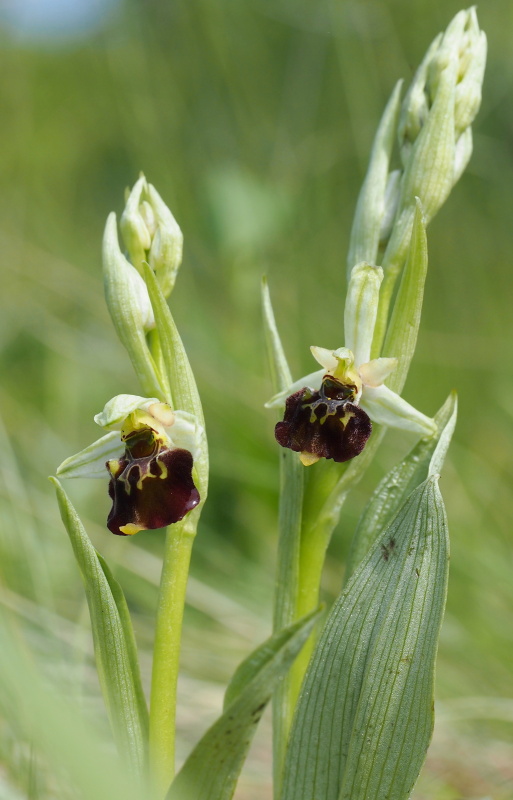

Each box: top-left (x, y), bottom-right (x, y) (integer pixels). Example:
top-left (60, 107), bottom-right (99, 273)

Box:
top-left (266, 263), bottom-right (436, 466)
top-left (57, 395), bottom-right (203, 535)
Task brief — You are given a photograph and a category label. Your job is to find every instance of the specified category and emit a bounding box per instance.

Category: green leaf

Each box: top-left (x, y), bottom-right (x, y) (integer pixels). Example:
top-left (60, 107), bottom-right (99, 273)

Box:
top-left (382, 199), bottom-right (428, 394)
top-left (102, 213), bottom-right (164, 399)
top-left (261, 276), bottom-right (304, 783)
top-left (50, 478), bottom-right (147, 776)
top-left (346, 391), bottom-right (456, 580)
top-left (281, 477), bottom-right (449, 800)
top-left (261, 276), bottom-right (292, 393)
top-left (96, 552), bottom-right (149, 740)
top-left (166, 608), bottom-right (322, 800)
top-left (347, 80), bottom-right (402, 275)
top-left (143, 262), bottom-right (208, 496)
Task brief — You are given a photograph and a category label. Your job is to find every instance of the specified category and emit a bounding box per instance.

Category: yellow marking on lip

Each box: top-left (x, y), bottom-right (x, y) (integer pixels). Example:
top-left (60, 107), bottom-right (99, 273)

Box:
top-left (300, 451), bottom-right (321, 467)
top-left (339, 408), bottom-right (356, 426)
top-left (107, 459), bottom-right (121, 477)
top-left (156, 457), bottom-right (168, 480)
top-left (136, 470), bottom-right (157, 491)
top-left (119, 523), bottom-right (145, 536)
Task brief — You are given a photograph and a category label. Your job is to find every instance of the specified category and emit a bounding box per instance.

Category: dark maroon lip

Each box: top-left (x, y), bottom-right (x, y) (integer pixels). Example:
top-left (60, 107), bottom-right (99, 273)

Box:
top-left (106, 445), bottom-right (200, 536)
top-left (274, 377), bottom-right (372, 464)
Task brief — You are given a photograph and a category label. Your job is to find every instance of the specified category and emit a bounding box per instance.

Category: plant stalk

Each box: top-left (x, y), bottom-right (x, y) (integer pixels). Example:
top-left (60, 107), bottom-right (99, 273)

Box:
top-left (149, 517), bottom-right (196, 798)
top-left (272, 449), bottom-right (304, 796)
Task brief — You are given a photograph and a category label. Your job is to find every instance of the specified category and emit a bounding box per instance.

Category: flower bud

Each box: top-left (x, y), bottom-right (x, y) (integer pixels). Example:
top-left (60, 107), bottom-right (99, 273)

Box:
top-left (103, 213), bottom-right (163, 398)
top-left (120, 175), bottom-right (183, 298)
top-left (382, 8), bottom-right (486, 280)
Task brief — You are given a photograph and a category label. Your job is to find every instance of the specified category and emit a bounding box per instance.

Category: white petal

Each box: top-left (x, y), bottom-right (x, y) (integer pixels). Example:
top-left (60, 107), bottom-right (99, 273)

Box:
top-left (310, 346), bottom-right (339, 372)
top-left (170, 410), bottom-right (206, 462)
top-left (56, 432), bottom-right (121, 479)
top-left (265, 369), bottom-right (324, 409)
top-left (360, 384), bottom-right (437, 435)
top-left (344, 262), bottom-right (383, 366)
top-left (358, 357), bottom-right (398, 387)
top-left (94, 394), bottom-right (161, 430)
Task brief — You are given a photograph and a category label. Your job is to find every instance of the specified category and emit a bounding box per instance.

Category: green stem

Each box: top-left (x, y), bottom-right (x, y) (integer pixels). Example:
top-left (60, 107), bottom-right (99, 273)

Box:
top-left (272, 449), bottom-right (304, 795)
top-left (149, 516), bottom-right (197, 798)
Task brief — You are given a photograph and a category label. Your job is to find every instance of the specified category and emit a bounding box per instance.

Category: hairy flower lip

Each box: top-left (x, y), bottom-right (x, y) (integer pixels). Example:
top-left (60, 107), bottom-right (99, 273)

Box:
top-left (107, 444), bottom-right (200, 536)
top-left (275, 376), bottom-right (372, 465)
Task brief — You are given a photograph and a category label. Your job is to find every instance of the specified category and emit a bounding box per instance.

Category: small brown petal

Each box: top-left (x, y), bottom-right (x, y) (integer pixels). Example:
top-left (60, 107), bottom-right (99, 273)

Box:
top-left (274, 378), bottom-right (372, 463)
top-left (107, 446), bottom-right (199, 535)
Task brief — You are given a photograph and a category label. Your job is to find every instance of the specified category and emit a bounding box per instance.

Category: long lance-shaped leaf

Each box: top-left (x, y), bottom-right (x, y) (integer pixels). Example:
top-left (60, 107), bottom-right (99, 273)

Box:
top-left (166, 608), bottom-right (321, 800)
top-left (50, 478), bottom-right (147, 777)
top-left (281, 477), bottom-right (449, 800)
top-left (346, 391), bottom-right (456, 579)
top-left (96, 552), bottom-right (149, 740)
top-left (143, 262), bottom-right (208, 497)
top-left (262, 277), bottom-right (305, 785)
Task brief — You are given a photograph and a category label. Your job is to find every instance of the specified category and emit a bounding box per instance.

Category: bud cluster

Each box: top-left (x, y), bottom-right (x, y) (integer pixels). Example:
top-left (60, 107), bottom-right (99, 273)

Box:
top-left (348, 7), bottom-right (486, 283)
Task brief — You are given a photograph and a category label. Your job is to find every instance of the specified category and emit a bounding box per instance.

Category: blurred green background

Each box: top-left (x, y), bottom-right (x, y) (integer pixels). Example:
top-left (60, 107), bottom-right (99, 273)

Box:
top-left (1, 0), bottom-right (513, 797)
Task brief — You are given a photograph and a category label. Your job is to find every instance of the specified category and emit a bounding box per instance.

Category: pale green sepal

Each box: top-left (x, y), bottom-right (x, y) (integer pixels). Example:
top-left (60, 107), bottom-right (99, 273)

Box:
top-left (401, 54), bottom-right (457, 224)
top-left (120, 178), bottom-right (183, 297)
top-left (56, 431), bottom-right (121, 479)
top-left (280, 477), bottom-right (449, 800)
top-left (143, 263), bottom-right (208, 496)
top-left (344, 263), bottom-right (383, 366)
top-left (261, 277), bottom-right (292, 393)
top-left (172, 409), bottom-right (207, 463)
top-left (454, 22), bottom-right (487, 135)
top-left (120, 175), bottom-right (151, 273)
top-left (360, 384), bottom-right (436, 435)
top-left (346, 391), bottom-right (456, 579)
top-left (398, 34), bottom-right (441, 162)
top-left (378, 168), bottom-right (401, 244)
top-left (382, 199), bottom-right (427, 394)
top-left (166, 608), bottom-right (322, 800)
top-left (453, 127), bottom-right (473, 184)
top-left (383, 58), bottom-right (456, 280)
top-left (347, 81), bottom-right (402, 275)
top-left (50, 478), bottom-right (147, 777)
top-left (103, 213), bottom-right (163, 398)
top-left (265, 370), bottom-right (324, 409)
top-left (146, 183), bottom-right (184, 298)
top-left (94, 394), bottom-right (160, 430)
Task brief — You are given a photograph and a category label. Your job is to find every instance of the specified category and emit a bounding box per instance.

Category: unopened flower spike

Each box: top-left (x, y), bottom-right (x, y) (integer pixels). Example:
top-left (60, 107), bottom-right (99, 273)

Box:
top-left (266, 263), bottom-right (436, 466)
top-left (120, 174), bottom-right (184, 298)
top-left (57, 395), bottom-right (203, 536)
